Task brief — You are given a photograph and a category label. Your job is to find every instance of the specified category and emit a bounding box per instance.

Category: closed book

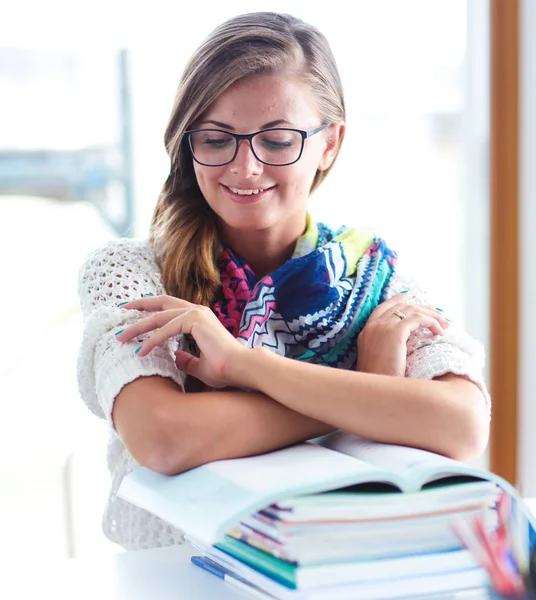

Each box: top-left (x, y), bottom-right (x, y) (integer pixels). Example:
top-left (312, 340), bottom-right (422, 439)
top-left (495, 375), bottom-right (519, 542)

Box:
top-left (213, 535), bottom-right (480, 589)
top-left (189, 537), bottom-right (490, 600)
top-left (229, 507), bottom-right (498, 564)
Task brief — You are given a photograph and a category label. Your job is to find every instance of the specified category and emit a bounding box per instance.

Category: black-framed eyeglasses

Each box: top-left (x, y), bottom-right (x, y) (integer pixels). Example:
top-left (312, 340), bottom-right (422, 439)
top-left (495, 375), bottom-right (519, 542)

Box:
top-left (184, 123), bottom-right (332, 167)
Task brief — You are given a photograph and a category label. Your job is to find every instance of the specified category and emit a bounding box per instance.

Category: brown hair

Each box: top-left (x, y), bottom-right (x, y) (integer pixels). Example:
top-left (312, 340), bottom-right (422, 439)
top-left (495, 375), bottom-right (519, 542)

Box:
top-left (149, 12), bottom-right (345, 306)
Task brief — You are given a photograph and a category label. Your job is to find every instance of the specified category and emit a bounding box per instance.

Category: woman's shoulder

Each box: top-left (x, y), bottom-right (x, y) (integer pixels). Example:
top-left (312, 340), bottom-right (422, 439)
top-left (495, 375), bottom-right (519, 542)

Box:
top-left (80, 237), bottom-right (159, 272)
top-left (332, 223), bottom-right (398, 265)
top-left (335, 224), bottom-right (420, 298)
top-left (78, 237), bottom-right (162, 287)
top-left (82, 237), bottom-right (154, 262)
top-left (77, 237), bottom-right (166, 309)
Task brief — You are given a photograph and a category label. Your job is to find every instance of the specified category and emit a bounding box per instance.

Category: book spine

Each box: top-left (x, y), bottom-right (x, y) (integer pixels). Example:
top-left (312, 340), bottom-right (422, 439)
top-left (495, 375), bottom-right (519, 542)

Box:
top-left (215, 536), bottom-right (297, 589)
top-left (228, 526), bottom-right (296, 562)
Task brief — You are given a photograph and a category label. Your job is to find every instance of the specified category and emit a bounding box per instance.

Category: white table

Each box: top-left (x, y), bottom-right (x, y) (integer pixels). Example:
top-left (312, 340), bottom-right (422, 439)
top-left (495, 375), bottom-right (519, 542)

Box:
top-left (6, 542), bottom-right (510, 600)
top-left (7, 543), bottom-right (248, 600)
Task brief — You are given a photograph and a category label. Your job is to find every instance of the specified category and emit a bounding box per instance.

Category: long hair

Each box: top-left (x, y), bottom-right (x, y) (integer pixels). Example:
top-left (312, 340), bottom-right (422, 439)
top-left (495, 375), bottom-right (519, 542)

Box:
top-left (149, 12), bottom-right (345, 306)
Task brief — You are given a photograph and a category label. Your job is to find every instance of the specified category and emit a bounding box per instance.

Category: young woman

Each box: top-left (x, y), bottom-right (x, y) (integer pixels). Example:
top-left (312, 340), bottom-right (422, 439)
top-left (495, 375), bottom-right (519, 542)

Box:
top-left (77, 12), bottom-right (490, 551)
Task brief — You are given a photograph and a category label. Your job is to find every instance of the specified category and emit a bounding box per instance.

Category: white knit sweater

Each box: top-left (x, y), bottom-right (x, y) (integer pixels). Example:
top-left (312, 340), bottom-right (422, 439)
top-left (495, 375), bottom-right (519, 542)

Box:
top-left (76, 237), bottom-right (490, 551)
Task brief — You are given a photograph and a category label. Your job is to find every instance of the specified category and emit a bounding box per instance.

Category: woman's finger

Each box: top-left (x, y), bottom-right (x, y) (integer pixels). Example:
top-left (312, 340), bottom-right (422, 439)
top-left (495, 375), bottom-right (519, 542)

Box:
top-left (115, 309), bottom-right (186, 342)
top-left (396, 313), bottom-right (445, 337)
top-left (118, 295), bottom-right (193, 312)
top-left (134, 311), bottom-right (200, 356)
top-left (369, 293), bottom-right (412, 320)
top-left (174, 350), bottom-right (226, 388)
top-left (405, 305), bottom-right (450, 330)
top-left (382, 303), bottom-right (451, 330)
top-left (118, 296), bottom-right (166, 311)
top-left (174, 349), bottom-right (199, 378)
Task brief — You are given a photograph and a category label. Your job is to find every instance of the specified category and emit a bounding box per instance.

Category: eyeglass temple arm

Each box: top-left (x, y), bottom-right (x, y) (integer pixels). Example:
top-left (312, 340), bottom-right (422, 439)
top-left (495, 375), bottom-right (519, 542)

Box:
top-left (306, 123), bottom-right (332, 138)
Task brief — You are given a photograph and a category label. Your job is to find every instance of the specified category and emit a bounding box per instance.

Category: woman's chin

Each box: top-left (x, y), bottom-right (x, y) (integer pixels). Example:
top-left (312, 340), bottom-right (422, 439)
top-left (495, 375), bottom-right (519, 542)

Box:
top-left (225, 217), bottom-right (275, 232)
top-left (216, 207), bottom-right (279, 233)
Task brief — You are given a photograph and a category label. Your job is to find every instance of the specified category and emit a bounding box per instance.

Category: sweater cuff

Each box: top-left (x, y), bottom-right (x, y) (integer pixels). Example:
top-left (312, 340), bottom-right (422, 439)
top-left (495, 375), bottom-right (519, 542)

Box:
top-left (406, 343), bottom-right (491, 415)
top-left (95, 347), bottom-right (186, 430)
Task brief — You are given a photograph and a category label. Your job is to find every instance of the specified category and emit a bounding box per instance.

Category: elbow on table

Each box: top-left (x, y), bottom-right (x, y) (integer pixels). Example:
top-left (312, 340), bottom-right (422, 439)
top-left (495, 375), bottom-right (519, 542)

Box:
top-left (115, 408), bottom-right (198, 477)
top-left (138, 441), bottom-right (188, 477)
top-left (136, 439), bottom-right (196, 477)
top-left (112, 376), bottom-right (203, 476)
top-left (445, 400), bottom-right (490, 463)
top-left (428, 374), bottom-right (490, 463)
top-left (136, 416), bottom-right (198, 476)
top-left (446, 429), bottom-right (489, 463)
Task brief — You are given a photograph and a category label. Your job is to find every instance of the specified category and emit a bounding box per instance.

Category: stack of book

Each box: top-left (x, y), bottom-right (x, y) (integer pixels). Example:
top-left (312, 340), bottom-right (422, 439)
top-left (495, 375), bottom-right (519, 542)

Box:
top-left (119, 432), bottom-right (534, 599)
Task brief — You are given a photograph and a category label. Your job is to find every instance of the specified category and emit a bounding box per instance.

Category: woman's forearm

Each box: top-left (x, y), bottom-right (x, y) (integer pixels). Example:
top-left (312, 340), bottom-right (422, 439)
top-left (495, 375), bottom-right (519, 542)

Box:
top-left (231, 349), bottom-right (490, 461)
top-left (112, 375), bottom-right (334, 475)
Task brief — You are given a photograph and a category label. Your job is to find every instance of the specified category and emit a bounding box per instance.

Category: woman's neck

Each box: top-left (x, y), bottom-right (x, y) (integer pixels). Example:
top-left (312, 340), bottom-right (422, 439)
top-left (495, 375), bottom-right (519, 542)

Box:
top-left (232, 237), bottom-right (296, 278)
top-left (223, 223), bottom-right (305, 279)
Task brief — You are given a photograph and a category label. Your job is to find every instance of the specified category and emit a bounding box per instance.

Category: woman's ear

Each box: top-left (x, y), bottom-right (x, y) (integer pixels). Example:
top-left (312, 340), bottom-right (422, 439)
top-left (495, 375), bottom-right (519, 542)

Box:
top-left (318, 122), bottom-right (345, 171)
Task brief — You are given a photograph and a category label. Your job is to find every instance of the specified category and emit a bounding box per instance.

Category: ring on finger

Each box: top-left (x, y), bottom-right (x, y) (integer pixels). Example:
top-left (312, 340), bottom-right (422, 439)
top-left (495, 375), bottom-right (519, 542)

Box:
top-left (392, 309), bottom-right (407, 321)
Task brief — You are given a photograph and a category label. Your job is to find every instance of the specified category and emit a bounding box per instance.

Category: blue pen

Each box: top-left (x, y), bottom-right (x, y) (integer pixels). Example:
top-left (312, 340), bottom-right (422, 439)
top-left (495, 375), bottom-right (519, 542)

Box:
top-left (191, 556), bottom-right (272, 599)
top-left (191, 555), bottom-right (235, 580)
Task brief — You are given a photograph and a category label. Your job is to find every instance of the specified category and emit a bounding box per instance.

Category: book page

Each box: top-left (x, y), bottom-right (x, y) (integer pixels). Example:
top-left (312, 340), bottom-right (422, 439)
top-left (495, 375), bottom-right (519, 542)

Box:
top-left (315, 432), bottom-right (478, 490)
top-left (205, 443), bottom-right (387, 492)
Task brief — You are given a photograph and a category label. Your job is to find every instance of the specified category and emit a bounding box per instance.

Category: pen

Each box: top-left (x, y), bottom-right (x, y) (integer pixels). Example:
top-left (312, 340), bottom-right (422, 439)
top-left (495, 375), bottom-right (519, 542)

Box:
top-left (191, 555), bottom-right (274, 600)
top-left (473, 514), bottom-right (525, 594)
top-left (495, 492), bottom-right (523, 580)
top-left (451, 517), bottom-right (516, 595)
top-left (512, 497), bottom-right (531, 577)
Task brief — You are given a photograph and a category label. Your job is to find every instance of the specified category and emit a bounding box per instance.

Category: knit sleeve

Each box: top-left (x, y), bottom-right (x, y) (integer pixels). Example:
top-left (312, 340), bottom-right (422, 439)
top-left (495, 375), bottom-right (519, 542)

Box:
top-left (384, 269), bottom-right (490, 415)
top-left (76, 238), bottom-right (188, 428)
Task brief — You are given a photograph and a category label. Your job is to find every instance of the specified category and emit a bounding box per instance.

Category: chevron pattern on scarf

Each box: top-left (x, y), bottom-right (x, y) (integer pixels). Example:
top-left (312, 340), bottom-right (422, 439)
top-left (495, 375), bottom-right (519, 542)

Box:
top-left (212, 220), bottom-right (398, 369)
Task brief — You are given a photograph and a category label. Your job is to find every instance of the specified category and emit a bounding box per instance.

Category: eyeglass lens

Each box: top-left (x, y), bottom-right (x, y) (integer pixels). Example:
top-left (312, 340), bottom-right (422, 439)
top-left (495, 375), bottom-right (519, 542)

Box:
top-left (189, 129), bottom-right (303, 166)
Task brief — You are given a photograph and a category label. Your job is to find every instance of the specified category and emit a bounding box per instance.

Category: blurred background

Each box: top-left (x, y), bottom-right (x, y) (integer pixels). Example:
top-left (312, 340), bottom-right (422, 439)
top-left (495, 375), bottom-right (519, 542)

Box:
top-left (0, 0), bottom-right (533, 563)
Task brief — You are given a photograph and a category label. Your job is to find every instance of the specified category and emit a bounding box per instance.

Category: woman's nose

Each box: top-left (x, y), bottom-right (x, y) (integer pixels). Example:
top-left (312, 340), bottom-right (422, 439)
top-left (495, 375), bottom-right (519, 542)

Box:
top-left (230, 139), bottom-right (263, 177)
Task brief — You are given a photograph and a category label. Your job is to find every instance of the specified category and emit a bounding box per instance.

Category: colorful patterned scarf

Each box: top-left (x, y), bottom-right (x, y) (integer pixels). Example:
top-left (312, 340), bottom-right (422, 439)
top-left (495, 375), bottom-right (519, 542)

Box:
top-left (212, 215), bottom-right (398, 369)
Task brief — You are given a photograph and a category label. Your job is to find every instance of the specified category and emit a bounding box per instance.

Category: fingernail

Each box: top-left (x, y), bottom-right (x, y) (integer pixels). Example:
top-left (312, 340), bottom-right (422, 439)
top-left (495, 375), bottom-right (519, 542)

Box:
top-left (118, 301), bottom-right (128, 306)
top-left (435, 307), bottom-right (443, 312)
top-left (445, 318), bottom-right (452, 323)
top-left (400, 290), bottom-right (408, 294)
top-left (114, 329), bottom-right (124, 336)
top-left (134, 346), bottom-right (142, 354)
top-left (144, 293), bottom-right (154, 297)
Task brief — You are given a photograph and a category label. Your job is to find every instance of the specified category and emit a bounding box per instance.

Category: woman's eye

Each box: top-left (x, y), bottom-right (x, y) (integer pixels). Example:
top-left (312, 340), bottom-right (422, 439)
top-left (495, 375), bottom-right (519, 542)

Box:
top-left (203, 138), bottom-right (232, 147)
top-left (260, 138), bottom-right (293, 149)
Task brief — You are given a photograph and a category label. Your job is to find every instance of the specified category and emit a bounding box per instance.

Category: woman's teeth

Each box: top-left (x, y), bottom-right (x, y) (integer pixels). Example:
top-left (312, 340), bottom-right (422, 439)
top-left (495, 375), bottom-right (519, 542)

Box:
top-left (228, 187), bottom-right (265, 195)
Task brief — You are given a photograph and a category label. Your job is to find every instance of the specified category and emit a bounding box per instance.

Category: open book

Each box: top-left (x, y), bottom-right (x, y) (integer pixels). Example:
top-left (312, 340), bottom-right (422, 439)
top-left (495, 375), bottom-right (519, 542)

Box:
top-left (118, 431), bottom-right (532, 547)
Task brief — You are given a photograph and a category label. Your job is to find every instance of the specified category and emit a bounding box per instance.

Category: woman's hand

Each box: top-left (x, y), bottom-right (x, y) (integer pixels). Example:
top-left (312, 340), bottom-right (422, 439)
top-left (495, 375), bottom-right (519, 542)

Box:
top-left (357, 293), bottom-right (450, 377)
top-left (115, 295), bottom-right (247, 388)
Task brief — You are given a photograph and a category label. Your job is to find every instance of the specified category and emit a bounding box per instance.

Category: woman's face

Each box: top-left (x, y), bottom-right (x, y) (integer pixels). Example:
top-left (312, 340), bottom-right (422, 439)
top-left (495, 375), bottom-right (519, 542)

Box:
top-left (191, 74), bottom-right (342, 242)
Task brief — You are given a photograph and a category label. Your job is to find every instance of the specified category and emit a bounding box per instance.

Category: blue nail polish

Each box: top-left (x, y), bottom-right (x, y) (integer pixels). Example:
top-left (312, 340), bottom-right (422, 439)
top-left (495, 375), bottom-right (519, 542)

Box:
top-left (114, 329), bottom-right (124, 336)
top-left (445, 318), bottom-right (452, 323)
top-left (118, 301), bottom-right (128, 306)
top-left (144, 293), bottom-right (154, 297)
top-left (435, 307), bottom-right (444, 312)
top-left (134, 345), bottom-right (142, 354)
top-left (400, 289), bottom-right (408, 294)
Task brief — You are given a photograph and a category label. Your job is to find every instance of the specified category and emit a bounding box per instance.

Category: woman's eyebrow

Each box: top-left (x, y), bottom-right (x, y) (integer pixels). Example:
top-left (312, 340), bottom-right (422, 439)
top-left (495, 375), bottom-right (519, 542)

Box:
top-left (261, 119), bottom-right (294, 128)
top-left (198, 119), bottom-right (235, 129)
top-left (197, 118), bottom-right (295, 130)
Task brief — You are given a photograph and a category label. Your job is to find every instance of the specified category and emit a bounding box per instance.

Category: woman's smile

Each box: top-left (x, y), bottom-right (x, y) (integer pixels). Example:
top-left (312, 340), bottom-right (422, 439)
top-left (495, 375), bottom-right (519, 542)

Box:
top-left (221, 184), bottom-right (276, 204)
